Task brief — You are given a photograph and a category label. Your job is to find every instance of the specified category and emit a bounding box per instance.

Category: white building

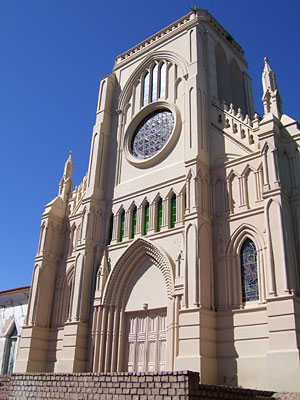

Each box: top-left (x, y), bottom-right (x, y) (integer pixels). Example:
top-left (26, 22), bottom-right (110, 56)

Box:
top-left (0, 287), bottom-right (29, 374)
top-left (14, 10), bottom-right (300, 392)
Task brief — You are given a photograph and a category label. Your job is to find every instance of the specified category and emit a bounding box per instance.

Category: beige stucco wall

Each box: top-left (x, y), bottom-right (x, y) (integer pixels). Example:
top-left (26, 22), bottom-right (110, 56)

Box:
top-left (14, 9), bottom-right (300, 393)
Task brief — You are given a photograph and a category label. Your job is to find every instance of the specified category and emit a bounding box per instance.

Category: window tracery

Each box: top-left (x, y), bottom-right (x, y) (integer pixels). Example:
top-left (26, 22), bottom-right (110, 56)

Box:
top-left (142, 61), bottom-right (167, 107)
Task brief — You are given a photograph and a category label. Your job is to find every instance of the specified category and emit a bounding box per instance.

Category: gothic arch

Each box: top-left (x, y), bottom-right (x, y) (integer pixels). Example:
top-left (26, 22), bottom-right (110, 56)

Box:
top-left (103, 238), bottom-right (174, 306)
top-left (226, 223), bottom-right (264, 257)
top-left (118, 50), bottom-right (189, 111)
top-left (226, 224), bottom-right (265, 304)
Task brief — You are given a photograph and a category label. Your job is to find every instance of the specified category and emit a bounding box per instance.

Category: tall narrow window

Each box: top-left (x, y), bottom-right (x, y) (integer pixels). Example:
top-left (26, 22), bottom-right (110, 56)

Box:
top-left (3, 325), bottom-right (17, 374)
top-left (143, 72), bottom-right (149, 106)
top-left (159, 62), bottom-right (166, 98)
top-left (240, 238), bottom-right (259, 302)
top-left (170, 194), bottom-right (176, 228)
top-left (108, 214), bottom-right (113, 244)
top-left (143, 202), bottom-right (149, 235)
top-left (119, 210), bottom-right (125, 242)
top-left (151, 64), bottom-right (158, 102)
top-left (157, 198), bottom-right (163, 232)
top-left (131, 207), bottom-right (137, 239)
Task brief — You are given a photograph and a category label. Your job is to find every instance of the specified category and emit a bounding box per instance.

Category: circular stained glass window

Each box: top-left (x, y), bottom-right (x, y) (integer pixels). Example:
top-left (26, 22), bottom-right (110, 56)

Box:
top-left (131, 109), bottom-right (174, 160)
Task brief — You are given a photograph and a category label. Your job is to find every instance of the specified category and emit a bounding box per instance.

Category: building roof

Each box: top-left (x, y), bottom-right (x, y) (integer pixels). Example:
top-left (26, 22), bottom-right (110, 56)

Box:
top-left (0, 286), bottom-right (30, 295)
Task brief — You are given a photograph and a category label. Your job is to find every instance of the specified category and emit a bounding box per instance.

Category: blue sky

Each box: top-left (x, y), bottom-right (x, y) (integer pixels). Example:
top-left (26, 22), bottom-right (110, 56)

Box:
top-left (0, 0), bottom-right (299, 291)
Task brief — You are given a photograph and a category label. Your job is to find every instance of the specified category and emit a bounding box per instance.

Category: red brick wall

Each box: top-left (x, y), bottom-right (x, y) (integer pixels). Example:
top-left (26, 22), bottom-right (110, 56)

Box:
top-left (0, 371), bottom-right (273, 400)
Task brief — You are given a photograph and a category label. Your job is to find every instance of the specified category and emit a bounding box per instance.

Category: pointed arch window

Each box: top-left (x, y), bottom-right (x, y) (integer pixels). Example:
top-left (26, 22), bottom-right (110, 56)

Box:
top-left (159, 62), bottom-right (166, 98)
top-left (170, 194), bottom-right (176, 228)
top-left (108, 213), bottom-right (114, 245)
top-left (157, 198), bottom-right (163, 232)
top-left (142, 60), bottom-right (168, 107)
top-left (151, 64), bottom-right (158, 102)
top-left (143, 202), bottom-right (149, 235)
top-left (240, 238), bottom-right (259, 302)
top-left (119, 210), bottom-right (125, 242)
top-left (143, 72), bottom-right (150, 106)
top-left (131, 207), bottom-right (137, 239)
top-left (3, 324), bottom-right (18, 374)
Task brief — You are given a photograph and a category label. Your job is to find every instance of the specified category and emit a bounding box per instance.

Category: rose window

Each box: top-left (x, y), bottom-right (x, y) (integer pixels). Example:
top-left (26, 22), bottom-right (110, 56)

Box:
top-left (131, 110), bottom-right (174, 160)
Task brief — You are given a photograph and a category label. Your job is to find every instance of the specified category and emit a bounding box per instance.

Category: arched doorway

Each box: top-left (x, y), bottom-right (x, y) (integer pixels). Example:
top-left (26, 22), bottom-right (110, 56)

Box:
top-left (90, 239), bottom-right (174, 373)
top-left (124, 258), bottom-right (168, 372)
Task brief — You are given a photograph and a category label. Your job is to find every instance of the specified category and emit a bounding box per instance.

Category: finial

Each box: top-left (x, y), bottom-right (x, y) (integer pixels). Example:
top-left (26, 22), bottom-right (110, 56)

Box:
top-left (262, 57), bottom-right (282, 119)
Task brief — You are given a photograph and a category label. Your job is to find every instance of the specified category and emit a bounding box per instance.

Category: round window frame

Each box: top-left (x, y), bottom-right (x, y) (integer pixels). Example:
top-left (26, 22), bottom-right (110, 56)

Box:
top-left (124, 101), bottom-right (181, 168)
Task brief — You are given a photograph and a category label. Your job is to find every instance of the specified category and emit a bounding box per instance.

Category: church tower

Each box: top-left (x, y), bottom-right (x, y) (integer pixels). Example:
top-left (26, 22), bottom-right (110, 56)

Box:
top-left (15, 10), bottom-right (300, 392)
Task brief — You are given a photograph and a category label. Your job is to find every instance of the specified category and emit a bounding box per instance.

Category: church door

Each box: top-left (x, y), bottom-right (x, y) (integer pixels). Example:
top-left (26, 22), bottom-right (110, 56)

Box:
top-left (126, 308), bottom-right (167, 372)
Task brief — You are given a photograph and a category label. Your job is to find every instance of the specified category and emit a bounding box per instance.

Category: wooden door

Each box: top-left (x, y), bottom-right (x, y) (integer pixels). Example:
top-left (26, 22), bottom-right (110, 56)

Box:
top-left (126, 308), bottom-right (167, 372)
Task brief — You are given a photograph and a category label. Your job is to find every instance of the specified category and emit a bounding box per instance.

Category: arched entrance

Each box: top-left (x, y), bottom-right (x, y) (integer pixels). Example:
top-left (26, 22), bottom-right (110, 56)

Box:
top-left (90, 238), bottom-right (174, 373)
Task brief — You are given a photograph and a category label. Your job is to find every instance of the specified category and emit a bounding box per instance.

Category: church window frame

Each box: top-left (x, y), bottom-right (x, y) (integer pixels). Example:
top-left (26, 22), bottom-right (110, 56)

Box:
top-left (240, 238), bottom-right (259, 302)
top-left (142, 71), bottom-right (150, 107)
top-left (119, 210), bottom-right (126, 242)
top-left (123, 101), bottom-right (181, 168)
top-left (156, 197), bottom-right (163, 232)
top-left (170, 194), bottom-right (176, 228)
top-left (159, 62), bottom-right (167, 99)
top-left (107, 213), bottom-right (114, 245)
top-left (143, 202), bottom-right (150, 236)
top-left (131, 206), bottom-right (137, 239)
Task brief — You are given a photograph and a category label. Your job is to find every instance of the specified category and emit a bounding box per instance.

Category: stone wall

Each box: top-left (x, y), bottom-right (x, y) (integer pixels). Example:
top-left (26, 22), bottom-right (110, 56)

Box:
top-left (0, 371), bottom-right (273, 399)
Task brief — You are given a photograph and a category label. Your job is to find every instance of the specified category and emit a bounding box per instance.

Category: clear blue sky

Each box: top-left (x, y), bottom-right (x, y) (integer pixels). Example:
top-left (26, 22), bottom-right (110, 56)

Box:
top-left (0, 0), bottom-right (299, 291)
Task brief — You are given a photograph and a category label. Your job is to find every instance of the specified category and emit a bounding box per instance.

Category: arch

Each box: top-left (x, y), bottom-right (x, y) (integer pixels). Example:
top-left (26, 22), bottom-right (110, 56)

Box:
top-left (240, 238), bottom-right (259, 302)
top-left (118, 50), bottom-right (188, 111)
top-left (58, 265), bottom-right (75, 325)
top-left (103, 238), bottom-right (174, 306)
top-left (215, 42), bottom-right (230, 104)
top-left (229, 58), bottom-right (246, 112)
top-left (226, 223), bottom-right (265, 304)
top-left (226, 223), bottom-right (264, 257)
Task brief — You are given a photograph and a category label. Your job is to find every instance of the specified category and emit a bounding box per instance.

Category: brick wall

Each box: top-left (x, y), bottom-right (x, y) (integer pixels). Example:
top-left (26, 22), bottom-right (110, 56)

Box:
top-left (0, 371), bottom-right (273, 400)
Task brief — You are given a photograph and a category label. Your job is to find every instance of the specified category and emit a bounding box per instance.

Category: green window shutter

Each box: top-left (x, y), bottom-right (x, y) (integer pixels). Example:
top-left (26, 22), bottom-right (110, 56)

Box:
top-left (131, 207), bottom-right (137, 239)
top-left (108, 214), bottom-right (114, 244)
top-left (184, 191), bottom-right (187, 210)
top-left (171, 194), bottom-right (176, 228)
top-left (119, 211), bottom-right (125, 242)
top-left (157, 199), bottom-right (163, 232)
top-left (144, 203), bottom-right (149, 235)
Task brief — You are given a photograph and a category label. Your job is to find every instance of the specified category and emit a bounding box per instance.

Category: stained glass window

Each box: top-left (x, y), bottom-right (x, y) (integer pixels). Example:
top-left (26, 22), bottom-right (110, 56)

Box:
top-left (240, 238), bottom-right (259, 302)
top-left (170, 194), bottom-right (176, 228)
top-left (144, 203), bottom-right (149, 235)
top-left (151, 64), bottom-right (158, 102)
top-left (157, 198), bottom-right (163, 232)
top-left (131, 110), bottom-right (174, 160)
top-left (119, 211), bottom-right (125, 242)
top-left (131, 207), bottom-right (137, 239)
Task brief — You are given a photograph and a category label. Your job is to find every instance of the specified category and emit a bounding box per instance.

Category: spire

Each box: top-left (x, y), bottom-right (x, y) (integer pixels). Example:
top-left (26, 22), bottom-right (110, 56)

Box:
top-left (58, 151), bottom-right (74, 202)
top-left (262, 57), bottom-right (282, 119)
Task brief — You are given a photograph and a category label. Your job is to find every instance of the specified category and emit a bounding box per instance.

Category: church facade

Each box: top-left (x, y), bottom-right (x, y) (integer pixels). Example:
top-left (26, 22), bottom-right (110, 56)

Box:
top-left (14, 10), bottom-right (300, 392)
